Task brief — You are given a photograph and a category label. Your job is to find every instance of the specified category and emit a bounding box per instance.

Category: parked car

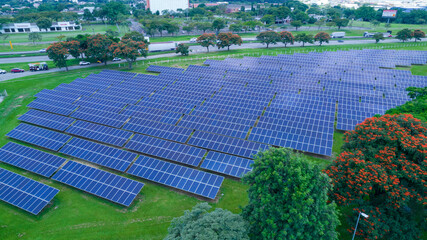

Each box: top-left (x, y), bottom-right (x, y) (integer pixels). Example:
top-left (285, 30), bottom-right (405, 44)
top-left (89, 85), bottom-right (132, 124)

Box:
top-left (11, 68), bottom-right (24, 73)
top-left (39, 49), bottom-right (47, 53)
top-left (0, 69), bottom-right (6, 74)
top-left (79, 61), bottom-right (91, 65)
top-left (189, 38), bottom-right (197, 43)
top-left (29, 62), bottom-right (48, 71)
top-left (96, 60), bottom-right (103, 64)
top-left (112, 57), bottom-right (122, 62)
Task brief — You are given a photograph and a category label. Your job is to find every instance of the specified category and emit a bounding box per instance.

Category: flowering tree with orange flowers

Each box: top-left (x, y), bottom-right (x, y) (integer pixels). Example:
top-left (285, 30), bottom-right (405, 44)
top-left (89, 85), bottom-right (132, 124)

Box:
top-left (216, 32), bottom-right (242, 51)
top-left (324, 114), bottom-right (426, 240)
top-left (109, 39), bottom-right (147, 69)
top-left (314, 32), bottom-right (330, 46)
top-left (47, 42), bottom-right (70, 71)
top-left (279, 31), bottom-right (294, 47)
top-left (86, 33), bottom-right (112, 65)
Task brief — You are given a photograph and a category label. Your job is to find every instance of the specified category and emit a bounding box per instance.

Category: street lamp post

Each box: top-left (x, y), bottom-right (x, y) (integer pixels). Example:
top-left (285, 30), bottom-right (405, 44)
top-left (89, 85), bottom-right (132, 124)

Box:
top-left (352, 212), bottom-right (369, 240)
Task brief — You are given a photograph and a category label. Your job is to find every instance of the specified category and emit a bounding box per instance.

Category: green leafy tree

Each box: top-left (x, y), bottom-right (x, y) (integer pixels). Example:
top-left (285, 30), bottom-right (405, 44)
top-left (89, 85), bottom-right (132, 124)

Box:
top-left (242, 148), bottom-right (339, 240)
top-left (122, 31), bottom-right (146, 42)
top-left (109, 39), bottom-right (147, 69)
top-left (36, 17), bottom-right (52, 31)
top-left (47, 42), bottom-right (69, 71)
top-left (333, 18), bottom-right (349, 29)
top-left (386, 87), bottom-right (427, 121)
top-left (295, 33), bottom-right (314, 47)
top-left (290, 20), bottom-right (303, 30)
top-left (166, 22), bottom-right (180, 36)
top-left (373, 33), bottom-right (384, 43)
top-left (314, 31), bottom-right (330, 46)
top-left (83, 9), bottom-right (95, 21)
top-left (229, 23), bottom-right (243, 33)
top-left (165, 203), bottom-right (249, 240)
top-left (86, 33), bottom-right (113, 65)
top-left (182, 24), bottom-right (195, 35)
top-left (175, 43), bottom-right (190, 56)
top-left (326, 21), bottom-right (336, 29)
top-left (102, 1), bottom-right (128, 24)
top-left (355, 5), bottom-right (377, 21)
top-left (56, 34), bottom-right (66, 42)
top-left (243, 20), bottom-right (262, 32)
top-left (195, 22), bottom-right (212, 33)
top-left (196, 33), bottom-right (216, 52)
top-left (396, 28), bottom-right (413, 42)
top-left (370, 19), bottom-right (380, 27)
top-left (279, 31), bottom-right (294, 47)
top-left (256, 30), bottom-right (280, 48)
top-left (28, 32), bottom-right (42, 45)
top-left (105, 29), bottom-right (119, 38)
top-left (324, 114), bottom-right (426, 240)
top-left (261, 14), bottom-right (275, 25)
top-left (413, 29), bottom-right (425, 42)
top-left (212, 18), bottom-right (226, 34)
top-left (216, 32), bottom-right (242, 51)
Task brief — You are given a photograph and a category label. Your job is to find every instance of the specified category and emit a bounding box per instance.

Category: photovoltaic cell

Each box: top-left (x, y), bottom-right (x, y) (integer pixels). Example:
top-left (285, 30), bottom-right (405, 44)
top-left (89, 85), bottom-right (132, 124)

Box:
top-left (0, 168), bottom-right (59, 215)
top-left (51, 161), bottom-right (144, 206)
top-left (6, 123), bottom-right (72, 151)
top-left (18, 109), bottom-right (75, 131)
top-left (0, 142), bottom-right (67, 177)
top-left (59, 138), bottom-right (136, 172)
top-left (127, 155), bottom-right (224, 199)
top-left (201, 151), bottom-right (254, 178)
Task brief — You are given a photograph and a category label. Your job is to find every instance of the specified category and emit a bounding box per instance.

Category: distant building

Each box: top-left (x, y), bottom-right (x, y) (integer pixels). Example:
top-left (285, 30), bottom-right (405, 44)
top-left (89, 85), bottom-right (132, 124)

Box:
top-left (1, 22), bottom-right (81, 34)
top-left (146, 0), bottom-right (189, 14)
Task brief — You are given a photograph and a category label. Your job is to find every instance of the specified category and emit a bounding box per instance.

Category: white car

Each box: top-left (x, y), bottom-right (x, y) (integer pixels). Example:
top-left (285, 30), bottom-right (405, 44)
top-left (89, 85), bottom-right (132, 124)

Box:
top-left (0, 69), bottom-right (6, 74)
top-left (79, 61), bottom-right (91, 66)
top-left (112, 57), bottom-right (122, 62)
top-left (39, 49), bottom-right (46, 53)
top-left (189, 38), bottom-right (197, 43)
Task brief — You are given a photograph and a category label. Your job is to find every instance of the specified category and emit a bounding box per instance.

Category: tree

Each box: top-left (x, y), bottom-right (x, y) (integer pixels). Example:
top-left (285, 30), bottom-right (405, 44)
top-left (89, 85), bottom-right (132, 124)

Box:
top-left (83, 9), bottom-right (95, 21)
top-left (333, 18), bottom-right (349, 29)
top-left (413, 29), bottom-right (425, 42)
top-left (65, 40), bottom-right (81, 60)
top-left (396, 28), bottom-right (413, 42)
top-left (212, 18), bottom-right (226, 34)
top-left (290, 20), bottom-right (303, 30)
top-left (36, 17), bottom-right (52, 32)
top-left (242, 148), bottom-right (339, 240)
top-left (47, 42), bottom-right (69, 71)
top-left (28, 32), bottom-right (42, 45)
top-left (370, 19), bottom-right (380, 27)
top-left (122, 31), bottom-right (146, 42)
top-left (165, 203), bottom-right (249, 240)
top-left (216, 32), bottom-right (242, 51)
top-left (314, 19), bottom-right (325, 30)
top-left (105, 29), bottom-right (119, 38)
top-left (165, 22), bottom-right (180, 36)
top-left (56, 34), bottom-right (66, 42)
top-left (182, 24), bottom-right (195, 35)
top-left (279, 31), bottom-right (294, 47)
top-left (314, 32), bottom-right (330, 46)
top-left (195, 22), bottom-right (212, 33)
top-left (256, 31), bottom-right (280, 48)
top-left (324, 114), bottom-right (426, 240)
top-left (229, 23), bottom-right (243, 33)
top-left (373, 33), bottom-right (384, 43)
top-left (295, 33), bottom-right (314, 47)
top-left (326, 21), bottom-right (336, 29)
top-left (175, 43), bottom-right (190, 56)
top-left (196, 33), bottom-right (216, 52)
top-left (109, 39), bottom-right (147, 69)
top-left (386, 87), bottom-right (427, 121)
top-left (102, 1), bottom-right (128, 24)
top-left (260, 14), bottom-right (275, 25)
top-left (355, 5), bottom-right (376, 21)
top-left (86, 34), bottom-right (113, 65)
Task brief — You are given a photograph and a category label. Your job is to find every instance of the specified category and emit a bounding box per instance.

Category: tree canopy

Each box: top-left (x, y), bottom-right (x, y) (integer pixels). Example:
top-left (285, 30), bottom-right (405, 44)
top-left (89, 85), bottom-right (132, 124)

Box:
top-left (109, 39), bottom-right (147, 69)
top-left (47, 42), bottom-right (69, 71)
top-left (386, 87), bottom-right (427, 121)
top-left (86, 33), bottom-right (113, 65)
top-left (396, 28), bottom-right (413, 42)
top-left (36, 17), bottom-right (52, 31)
top-left (216, 32), bottom-right (242, 51)
top-left (279, 31), bottom-right (294, 47)
top-left (314, 32), bottom-right (330, 46)
top-left (242, 148), bottom-right (339, 240)
top-left (295, 33), bottom-right (314, 47)
top-left (256, 31), bottom-right (280, 48)
top-left (196, 33), bottom-right (216, 52)
top-left (413, 29), bottom-right (425, 42)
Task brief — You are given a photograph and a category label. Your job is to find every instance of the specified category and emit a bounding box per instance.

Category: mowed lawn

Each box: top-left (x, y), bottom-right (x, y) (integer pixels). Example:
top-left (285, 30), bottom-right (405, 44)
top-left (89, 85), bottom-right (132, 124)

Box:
top-left (0, 46), bottom-right (426, 240)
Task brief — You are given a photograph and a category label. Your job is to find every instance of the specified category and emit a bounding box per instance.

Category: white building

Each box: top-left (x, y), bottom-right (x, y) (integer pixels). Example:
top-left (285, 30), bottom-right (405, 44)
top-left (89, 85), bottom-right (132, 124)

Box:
top-left (146, 0), bottom-right (189, 14)
top-left (0, 22), bottom-right (81, 34)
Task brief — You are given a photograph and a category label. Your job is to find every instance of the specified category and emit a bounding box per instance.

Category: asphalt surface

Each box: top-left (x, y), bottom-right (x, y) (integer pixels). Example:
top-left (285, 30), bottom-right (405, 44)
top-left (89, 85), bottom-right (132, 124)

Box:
top-left (0, 38), bottom-right (407, 82)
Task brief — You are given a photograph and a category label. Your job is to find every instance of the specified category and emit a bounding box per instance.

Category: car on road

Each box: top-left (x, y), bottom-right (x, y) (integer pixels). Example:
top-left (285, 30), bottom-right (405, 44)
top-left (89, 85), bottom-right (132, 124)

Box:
top-left (0, 69), bottom-right (6, 74)
top-left (112, 57), bottom-right (122, 62)
top-left (338, 40), bottom-right (344, 43)
top-left (39, 49), bottom-right (47, 53)
top-left (79, 61), bottom-right (91, 65)
top-left (190, 38), bottom-right (197, 43)
top-left (11, 68), bottom-right (24, 73)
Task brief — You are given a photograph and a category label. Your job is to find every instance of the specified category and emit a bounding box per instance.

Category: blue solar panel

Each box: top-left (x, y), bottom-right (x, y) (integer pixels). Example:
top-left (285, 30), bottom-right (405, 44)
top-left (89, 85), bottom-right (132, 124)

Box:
top-left (6, 123), bottom-right (72, 151)
top-left (51, 161), bottom-right (144, 206)
top-left (0, 168), bottom-right (59, 215)
top-left (0, 142), bottom-right (67, 177)
top-left (123, 119), bottom-right (192, 143)
top-left (59, 138), bottom-right (136, 172)
top-left (201, 151), bottom-right (254, 178)
top-left (127, 155), bottom-right (224, 199)
top-left (125, 134), bottom-right (206, 167)
top-left (70, 107), bottom-right (129, 128)
top-left (65, 120), bottom-right (133, 147)
top-left (27, 98), bottom-right (78, 116)
top-left (18, 109), bottom-right (75, 131)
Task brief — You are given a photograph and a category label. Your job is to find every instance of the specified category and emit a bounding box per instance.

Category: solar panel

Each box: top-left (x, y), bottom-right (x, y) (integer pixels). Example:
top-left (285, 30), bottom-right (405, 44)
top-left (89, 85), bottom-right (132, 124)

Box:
top-left (127, 155), bottom-right (224, 199)
top-left (27, 98), bottom-right (78, 116)
top-left (51, 161), bottom-right (144, 206)
top-left (125, 134), bottom-right (206, 167)
top-left (0, 142), bottom-right (67, 177)
top-left (59, 138), bottom-right (136, 172)
top-left (18, 109), bottom-right (75, 131)
top-left (0, 168), bottom-right (59, 215)
top-left (6, 123), bottom-right (72, 151)
top-left (201, 151), bottom-right (254, 178)
top-left (65, 120), bottom-right (133, 147)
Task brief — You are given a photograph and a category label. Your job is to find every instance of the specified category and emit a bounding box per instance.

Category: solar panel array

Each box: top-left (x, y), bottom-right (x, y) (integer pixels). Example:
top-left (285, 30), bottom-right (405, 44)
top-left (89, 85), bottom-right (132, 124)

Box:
top-left (3, 50), bottom-right (426, 209)
top-left (0, 168), bottom-right (59, 215)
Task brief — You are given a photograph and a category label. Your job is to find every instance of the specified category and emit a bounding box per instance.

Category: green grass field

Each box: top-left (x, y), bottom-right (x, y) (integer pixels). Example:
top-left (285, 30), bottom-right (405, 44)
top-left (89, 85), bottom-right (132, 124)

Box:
top-left (0, 44), bottom-right (425, 240)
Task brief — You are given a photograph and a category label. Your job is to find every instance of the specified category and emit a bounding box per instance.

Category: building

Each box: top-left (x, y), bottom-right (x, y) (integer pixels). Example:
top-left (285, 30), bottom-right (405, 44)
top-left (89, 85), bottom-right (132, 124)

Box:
top-left (1, 22), bottom-right (81, 34)
top-left (146, 0), bottom-right (189, 14)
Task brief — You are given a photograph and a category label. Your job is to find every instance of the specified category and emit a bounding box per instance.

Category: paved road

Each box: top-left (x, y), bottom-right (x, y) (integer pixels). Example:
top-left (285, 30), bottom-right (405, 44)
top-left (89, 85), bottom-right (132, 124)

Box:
top-left (0, 38), bottom-right (406, 82)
